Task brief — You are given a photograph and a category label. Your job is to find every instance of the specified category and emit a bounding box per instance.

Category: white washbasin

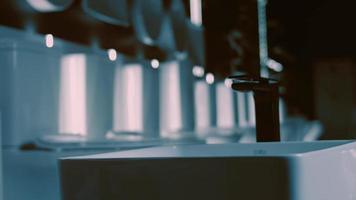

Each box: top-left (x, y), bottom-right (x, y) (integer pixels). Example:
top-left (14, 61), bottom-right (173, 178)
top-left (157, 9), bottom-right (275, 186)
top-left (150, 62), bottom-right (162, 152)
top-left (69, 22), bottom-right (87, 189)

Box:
top-left (60, 140), bottom-right (356, 200)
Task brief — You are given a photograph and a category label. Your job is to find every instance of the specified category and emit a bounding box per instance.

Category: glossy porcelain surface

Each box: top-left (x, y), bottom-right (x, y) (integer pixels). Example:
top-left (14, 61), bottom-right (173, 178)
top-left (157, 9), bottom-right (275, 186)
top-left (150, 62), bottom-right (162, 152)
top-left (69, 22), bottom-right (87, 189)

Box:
top-left (61, 141), bottom-right (356, 200)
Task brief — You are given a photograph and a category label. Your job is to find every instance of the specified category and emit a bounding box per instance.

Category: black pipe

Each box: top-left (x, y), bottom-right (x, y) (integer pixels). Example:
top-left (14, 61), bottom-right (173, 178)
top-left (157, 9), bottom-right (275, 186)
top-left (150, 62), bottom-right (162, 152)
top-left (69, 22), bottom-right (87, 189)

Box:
top-left (229, 75), bottom-right (280, 142)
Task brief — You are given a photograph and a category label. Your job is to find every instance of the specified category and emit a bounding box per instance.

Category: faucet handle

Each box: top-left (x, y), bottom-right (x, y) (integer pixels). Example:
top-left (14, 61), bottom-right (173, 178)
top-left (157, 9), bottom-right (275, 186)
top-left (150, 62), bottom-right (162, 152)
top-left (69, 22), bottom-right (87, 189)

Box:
top-left (228, 75), bottom-right (279, 92)
top-left (228, 75), bottom-right (280, 142)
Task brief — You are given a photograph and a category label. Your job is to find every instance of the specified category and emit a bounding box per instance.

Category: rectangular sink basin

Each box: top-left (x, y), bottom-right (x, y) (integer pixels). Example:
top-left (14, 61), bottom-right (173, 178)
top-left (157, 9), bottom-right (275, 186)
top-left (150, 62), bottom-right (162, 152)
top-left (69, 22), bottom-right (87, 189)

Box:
top-left (60, 140), bottom-right (356, 200)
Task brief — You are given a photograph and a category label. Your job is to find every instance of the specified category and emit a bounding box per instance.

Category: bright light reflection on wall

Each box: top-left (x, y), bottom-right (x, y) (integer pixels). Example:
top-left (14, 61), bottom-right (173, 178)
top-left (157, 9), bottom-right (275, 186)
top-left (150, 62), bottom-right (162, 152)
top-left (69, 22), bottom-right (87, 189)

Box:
top-left (45, 34), bottom-right (54, 48)
top-left (192, 65), bottom-right (204, 77)
top-left (113, 64), bottom-right (143, 132)
top-left (151, 59), bottom-right (160, 69)
top-left (236, 92), bottom-right (249, 127)
top-left (267, 58), bottom-right (283, 72)
top-left (194, 81), bottom-right (211, 129)
top-left (205, 73), bottom-right (214, 85)
top-left (107, 48), bottom-right (117, 61)
top-left (26, 0), bottom-right (58, 12)
top-left (113, 66), bottom-right (121, 132)
top-left (190, 0), bottom-right (202, 26)
top-left (160, 62), bottom-right (182, 135)
top-left (59, 54), bottom-right (87, 135)
top-left (216, 83), bottom-right (235, 128)
top-left (247, 92), bottom-right (256, 126)
top-left (124, 65), bottom-right (143, 131)
top-left (224, 78), bottom-right (233, 88)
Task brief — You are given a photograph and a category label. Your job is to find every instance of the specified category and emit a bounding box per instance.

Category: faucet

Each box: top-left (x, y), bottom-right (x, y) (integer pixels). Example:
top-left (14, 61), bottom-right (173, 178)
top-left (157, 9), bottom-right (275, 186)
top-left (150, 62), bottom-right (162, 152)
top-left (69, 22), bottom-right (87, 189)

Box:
top-left (229, 75), bottom-right (280, 142)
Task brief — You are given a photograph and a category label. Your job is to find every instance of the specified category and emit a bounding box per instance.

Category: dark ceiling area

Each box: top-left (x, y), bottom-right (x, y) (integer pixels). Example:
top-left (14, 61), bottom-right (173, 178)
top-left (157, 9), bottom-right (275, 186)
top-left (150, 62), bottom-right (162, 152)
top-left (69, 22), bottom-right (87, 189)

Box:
top-left (203, 0), bottom-right (260, 78)
top-left (268, 0), bottom-right (356, 58)
top-left (1, 0), bottom-right (355, 60)
top-left (0, 0), bottom-right (167, 59)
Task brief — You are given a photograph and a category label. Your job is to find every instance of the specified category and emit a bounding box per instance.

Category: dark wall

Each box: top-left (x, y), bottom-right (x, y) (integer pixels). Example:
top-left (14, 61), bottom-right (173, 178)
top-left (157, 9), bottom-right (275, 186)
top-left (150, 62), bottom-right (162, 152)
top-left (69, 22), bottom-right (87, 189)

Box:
top-left (267, 0), bottom-right (356, 119)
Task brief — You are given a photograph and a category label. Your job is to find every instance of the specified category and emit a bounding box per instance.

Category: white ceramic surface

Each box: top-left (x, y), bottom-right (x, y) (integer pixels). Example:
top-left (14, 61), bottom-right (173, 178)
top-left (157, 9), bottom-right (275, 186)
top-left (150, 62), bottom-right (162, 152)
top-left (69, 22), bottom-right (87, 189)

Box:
top-left (62, 140), bottom-right (356, 200)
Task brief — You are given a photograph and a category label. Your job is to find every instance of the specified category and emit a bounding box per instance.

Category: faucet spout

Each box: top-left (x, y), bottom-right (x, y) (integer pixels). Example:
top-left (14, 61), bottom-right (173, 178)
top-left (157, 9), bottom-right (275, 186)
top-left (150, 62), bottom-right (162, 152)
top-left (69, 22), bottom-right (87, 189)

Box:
top-left (229, 75), bottom-right (280, 142)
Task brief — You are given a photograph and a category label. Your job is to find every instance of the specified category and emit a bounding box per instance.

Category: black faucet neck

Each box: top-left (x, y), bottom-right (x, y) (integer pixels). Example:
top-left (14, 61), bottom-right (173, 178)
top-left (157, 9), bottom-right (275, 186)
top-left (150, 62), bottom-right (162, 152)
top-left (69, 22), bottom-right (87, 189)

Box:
top-left (229, 75), bottom-right (280, 142)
